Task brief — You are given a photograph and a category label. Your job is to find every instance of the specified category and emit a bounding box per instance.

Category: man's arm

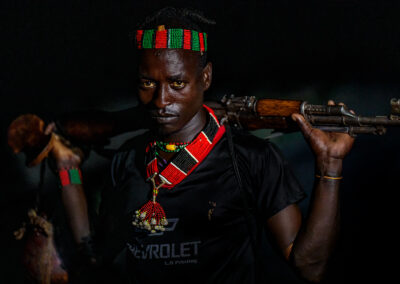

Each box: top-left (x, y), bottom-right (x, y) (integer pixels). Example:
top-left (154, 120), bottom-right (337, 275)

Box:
top-left (49, 133), bottom-right (98, 266)
top-left (266, 100), bottom-right (354, 283)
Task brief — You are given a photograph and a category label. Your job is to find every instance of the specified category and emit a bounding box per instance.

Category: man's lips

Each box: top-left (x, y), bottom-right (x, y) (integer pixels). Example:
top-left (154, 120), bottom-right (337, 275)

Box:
top-left (149, 109), bottom-right (178, 116)
top-left (151, 114), bottom-right (177, 117)
top-left (151, 114), bottom-right (179, 123)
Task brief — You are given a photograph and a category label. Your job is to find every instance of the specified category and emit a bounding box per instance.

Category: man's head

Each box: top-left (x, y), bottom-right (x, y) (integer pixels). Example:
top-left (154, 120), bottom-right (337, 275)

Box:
top-left (134, 7), bottom-right (215, 136)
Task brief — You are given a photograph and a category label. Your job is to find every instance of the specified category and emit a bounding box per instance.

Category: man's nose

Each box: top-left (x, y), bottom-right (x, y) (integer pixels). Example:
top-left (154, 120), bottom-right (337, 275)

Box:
top-left (152, 83), bottom-right (170, 109)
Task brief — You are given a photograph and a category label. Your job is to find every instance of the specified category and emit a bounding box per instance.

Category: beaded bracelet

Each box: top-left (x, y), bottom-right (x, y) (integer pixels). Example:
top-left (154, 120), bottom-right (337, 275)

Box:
top-left (59, 167), bottom-right (82, 187)
top-left (315, 174), bottom-right (343, 180)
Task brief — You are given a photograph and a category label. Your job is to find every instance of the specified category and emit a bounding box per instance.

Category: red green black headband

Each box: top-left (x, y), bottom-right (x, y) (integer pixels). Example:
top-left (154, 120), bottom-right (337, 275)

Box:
top-left (135, 27), bottom-right (208, 52)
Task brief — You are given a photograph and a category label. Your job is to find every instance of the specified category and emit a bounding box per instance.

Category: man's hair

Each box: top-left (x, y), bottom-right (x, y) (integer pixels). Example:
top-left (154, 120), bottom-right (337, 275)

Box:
top-left (134, 7), bottom-right (215, 68)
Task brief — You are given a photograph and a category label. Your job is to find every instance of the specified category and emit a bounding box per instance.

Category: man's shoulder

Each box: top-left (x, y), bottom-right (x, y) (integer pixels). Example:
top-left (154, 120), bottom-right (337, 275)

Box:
top-left (229, 127), bottom-right (276, 156)
top-left (225, 127), bottom-right (289, 175)
top-left (113, 131), bottom-right (150, 157)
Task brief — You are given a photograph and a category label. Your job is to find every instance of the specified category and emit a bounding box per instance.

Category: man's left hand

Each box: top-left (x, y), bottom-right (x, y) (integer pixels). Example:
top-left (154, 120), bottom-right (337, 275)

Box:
top-left (292, 100), bottom-right (355, 176)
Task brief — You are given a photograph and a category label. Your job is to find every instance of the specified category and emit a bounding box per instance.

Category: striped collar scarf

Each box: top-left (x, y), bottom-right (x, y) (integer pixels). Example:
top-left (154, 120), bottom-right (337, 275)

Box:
top-left (145, 105), bottom-right (226, 189)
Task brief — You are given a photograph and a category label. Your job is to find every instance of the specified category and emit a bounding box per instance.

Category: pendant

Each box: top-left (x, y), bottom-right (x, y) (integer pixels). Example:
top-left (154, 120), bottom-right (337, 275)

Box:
top-left (132, 173), bottom-right (168, 233)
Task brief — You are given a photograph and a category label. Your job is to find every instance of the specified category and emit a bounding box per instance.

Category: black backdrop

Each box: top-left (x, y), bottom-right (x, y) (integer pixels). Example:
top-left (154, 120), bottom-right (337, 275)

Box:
top-left (1, 0), bottom-right (400, 283)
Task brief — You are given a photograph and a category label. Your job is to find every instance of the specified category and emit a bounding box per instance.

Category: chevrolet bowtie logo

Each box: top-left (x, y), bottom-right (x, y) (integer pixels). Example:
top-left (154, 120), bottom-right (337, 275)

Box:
top-left (148, 218), bottom-right (179, 236)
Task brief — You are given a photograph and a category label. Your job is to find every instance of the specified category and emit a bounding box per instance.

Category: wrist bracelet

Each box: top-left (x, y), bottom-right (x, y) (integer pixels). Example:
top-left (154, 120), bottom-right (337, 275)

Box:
top-left (315, 174), bottom-right (343, 180)
top-left (59, 167), bottom-right (82, 187)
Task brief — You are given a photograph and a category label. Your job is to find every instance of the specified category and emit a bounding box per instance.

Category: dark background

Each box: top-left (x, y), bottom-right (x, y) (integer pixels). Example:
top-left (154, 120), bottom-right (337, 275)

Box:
top-left (1, 0), bottom-right (399, 283)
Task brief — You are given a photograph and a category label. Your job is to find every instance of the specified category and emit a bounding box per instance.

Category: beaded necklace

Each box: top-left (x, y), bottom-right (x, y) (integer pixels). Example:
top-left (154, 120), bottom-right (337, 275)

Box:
top-left (132, 105), bottom-right (226, 232)
top-left (155, 141), bottom-right (190, 154)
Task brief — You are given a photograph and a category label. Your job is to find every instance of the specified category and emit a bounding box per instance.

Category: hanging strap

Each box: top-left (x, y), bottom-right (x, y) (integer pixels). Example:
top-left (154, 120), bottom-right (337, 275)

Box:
top-left (225, 126), bottom-right (265, 282)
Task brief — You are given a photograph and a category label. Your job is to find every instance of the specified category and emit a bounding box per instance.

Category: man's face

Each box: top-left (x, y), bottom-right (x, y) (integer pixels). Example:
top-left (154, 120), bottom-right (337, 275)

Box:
top-left (137, 49), bottom-right (211, 135)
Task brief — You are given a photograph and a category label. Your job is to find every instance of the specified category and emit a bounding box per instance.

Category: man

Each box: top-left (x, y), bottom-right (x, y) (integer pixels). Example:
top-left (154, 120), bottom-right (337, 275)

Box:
top-left (96, 7), bottom-right (354, 284)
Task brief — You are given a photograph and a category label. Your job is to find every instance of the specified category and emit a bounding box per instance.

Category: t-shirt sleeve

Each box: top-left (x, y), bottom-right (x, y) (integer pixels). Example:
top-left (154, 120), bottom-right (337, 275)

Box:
top-left (250, 141), bottom-right (306, 219)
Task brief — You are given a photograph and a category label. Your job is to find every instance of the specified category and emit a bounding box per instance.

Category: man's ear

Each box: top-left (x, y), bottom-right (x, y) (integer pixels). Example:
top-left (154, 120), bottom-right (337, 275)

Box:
top-left (202, 62), bottom-right (212, 91)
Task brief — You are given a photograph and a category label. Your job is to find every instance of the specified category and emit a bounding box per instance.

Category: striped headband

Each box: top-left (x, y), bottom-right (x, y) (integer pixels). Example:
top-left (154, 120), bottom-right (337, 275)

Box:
top-left (135, 26), bottom-right (208, 52)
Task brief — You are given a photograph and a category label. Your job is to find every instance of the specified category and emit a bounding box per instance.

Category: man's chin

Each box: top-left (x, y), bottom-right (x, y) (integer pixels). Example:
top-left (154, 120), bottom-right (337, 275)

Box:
top-left (151, 124), bottom-right (180, 137)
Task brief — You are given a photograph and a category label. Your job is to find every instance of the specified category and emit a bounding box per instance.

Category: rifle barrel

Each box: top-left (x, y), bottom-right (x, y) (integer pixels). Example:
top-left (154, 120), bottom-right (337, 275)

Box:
top-left (309, 115), bottom-right (400, 127)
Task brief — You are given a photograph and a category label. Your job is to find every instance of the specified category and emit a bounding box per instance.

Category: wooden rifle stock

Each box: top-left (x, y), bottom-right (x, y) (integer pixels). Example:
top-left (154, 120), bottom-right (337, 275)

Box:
top-left (55, 105), bottom-right (151, 145)
top-left (255, 99), bottom-right (303, 117)
top-left (206, 97), bottom-right (302, 132)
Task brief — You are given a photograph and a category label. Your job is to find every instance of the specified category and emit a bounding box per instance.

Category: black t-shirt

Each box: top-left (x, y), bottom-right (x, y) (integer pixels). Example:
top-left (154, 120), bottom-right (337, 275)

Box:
top-left (100, 129), bottom-right (305, 284)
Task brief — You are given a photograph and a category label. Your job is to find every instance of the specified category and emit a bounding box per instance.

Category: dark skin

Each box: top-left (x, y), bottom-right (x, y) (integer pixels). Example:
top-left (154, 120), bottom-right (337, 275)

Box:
top-left (269, 110), bottom-right (354, 281)
top-left (137, 49), bottom-right (211, 160)
top-left (137, 48), bottom-right (354, 283)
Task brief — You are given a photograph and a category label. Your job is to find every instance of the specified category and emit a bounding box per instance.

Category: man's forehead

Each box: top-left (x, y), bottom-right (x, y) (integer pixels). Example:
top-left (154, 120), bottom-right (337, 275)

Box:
top-left (138, 49), bottom-right (200, 74)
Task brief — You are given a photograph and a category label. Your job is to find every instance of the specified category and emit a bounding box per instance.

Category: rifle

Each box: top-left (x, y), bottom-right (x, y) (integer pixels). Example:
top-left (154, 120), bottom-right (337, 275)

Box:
top-left (8, 96), bottom-right (400, 166)
top-left (207, 95), bottom-right (400, 136)
top-left (52, 95), bottom-right (400, 145)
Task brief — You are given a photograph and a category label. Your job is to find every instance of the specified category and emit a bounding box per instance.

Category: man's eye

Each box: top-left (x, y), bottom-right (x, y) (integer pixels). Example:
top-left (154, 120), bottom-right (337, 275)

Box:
top-left (141, 81), bottom-right (156, 88)
top-left (171, 81), bottom-right (186, 88)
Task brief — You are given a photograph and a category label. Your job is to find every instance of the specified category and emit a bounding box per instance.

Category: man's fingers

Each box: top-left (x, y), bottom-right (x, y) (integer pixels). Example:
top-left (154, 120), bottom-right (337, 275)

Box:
top-left (44, 122), bottom-right (56, 135)
top-left (328, 100), bottom-right (355, 114)
top-left (292, 113), bottom-right (313, 139)
top-left (328, 100), bottom-right (346, 106)
top-left (334, 101), bottom-right (356, 115)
